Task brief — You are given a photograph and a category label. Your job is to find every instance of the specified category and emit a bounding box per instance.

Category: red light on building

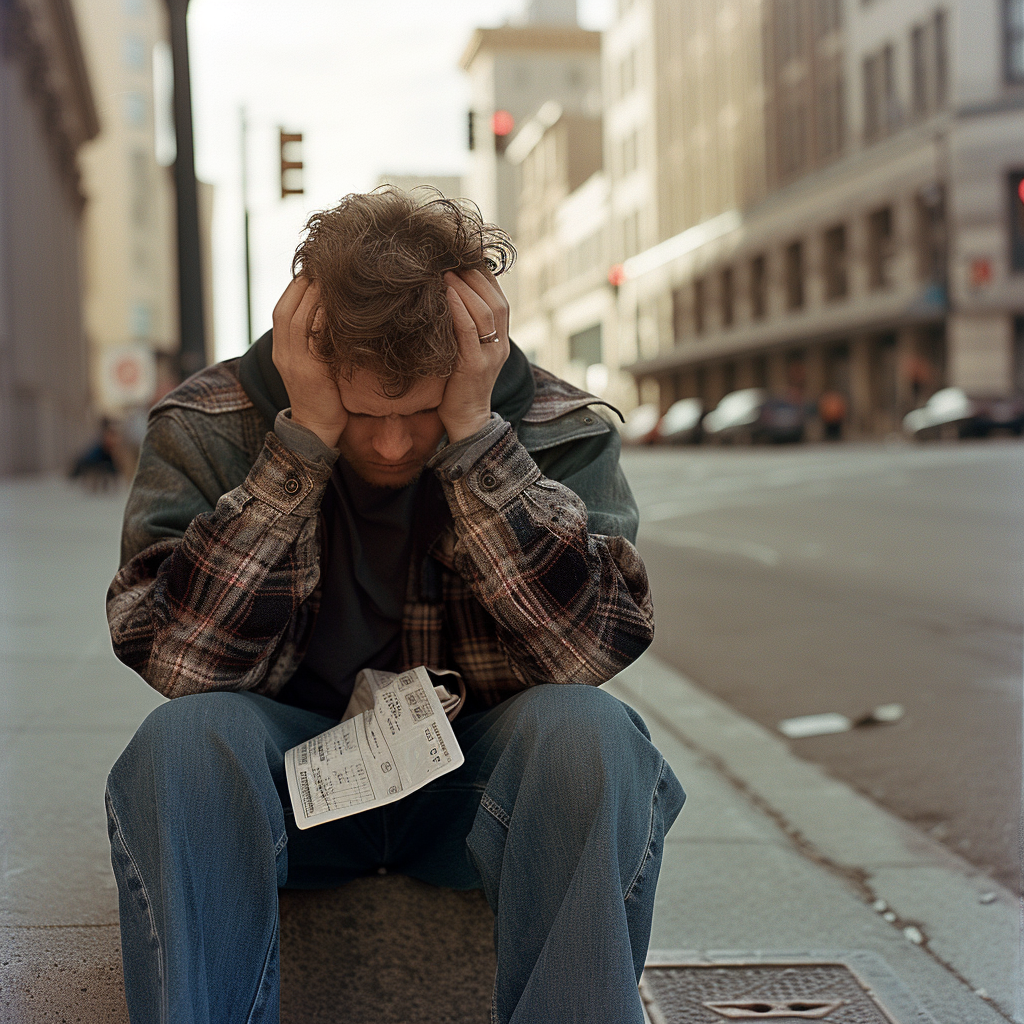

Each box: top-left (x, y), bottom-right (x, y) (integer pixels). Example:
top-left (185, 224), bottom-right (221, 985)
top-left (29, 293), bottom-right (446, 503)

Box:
top-left (607, 263), bottom-right (627, 287)
top-left (491, 110), bottom-right (515, 137)
top-left (969, 257), bottom-right (993, 288)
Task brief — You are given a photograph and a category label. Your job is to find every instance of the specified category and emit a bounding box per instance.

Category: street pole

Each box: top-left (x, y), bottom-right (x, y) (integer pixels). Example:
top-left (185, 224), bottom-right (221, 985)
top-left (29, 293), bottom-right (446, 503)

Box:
top-left (165, 0), bottom-right (206, 379)
top-left (241, 108), bottom-right (253, 346)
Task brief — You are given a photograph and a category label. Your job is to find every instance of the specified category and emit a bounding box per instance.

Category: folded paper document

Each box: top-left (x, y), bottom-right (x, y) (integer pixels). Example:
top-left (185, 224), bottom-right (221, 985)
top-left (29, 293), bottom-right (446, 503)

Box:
top-left (285, 666), bottom-right (465, 830)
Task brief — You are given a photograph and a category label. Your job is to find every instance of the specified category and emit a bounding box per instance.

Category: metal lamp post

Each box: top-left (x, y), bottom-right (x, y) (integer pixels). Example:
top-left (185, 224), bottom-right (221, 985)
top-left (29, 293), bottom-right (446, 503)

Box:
top-left (165, 0), bottom-right (206, 378)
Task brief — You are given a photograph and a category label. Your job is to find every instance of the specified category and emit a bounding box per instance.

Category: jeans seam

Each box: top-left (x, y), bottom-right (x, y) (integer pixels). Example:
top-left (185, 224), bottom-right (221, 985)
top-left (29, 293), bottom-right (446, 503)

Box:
top-left (480, 791), bottom-right (511, 830)
top-left (273, 830), bottom-right (288, 857)
top-left (244, 913), bottom-right (279, 1024)
top-left (106, 788), bottom-right (167, 1024)
top-left (623, 758), bottom-right (666, 905)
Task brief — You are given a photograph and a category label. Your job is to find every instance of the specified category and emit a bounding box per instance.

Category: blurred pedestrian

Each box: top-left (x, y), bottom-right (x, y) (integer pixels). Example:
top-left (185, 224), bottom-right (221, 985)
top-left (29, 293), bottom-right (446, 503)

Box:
top-left (818, 389), bottom-right (847, 441)
top-left (69, 418), bottom-right (119, 490)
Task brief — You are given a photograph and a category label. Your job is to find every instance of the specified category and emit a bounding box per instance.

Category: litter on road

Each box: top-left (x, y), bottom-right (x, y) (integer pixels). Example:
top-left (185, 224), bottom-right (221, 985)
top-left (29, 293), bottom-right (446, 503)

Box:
top-left (779, 704), bottom-right (905, 738)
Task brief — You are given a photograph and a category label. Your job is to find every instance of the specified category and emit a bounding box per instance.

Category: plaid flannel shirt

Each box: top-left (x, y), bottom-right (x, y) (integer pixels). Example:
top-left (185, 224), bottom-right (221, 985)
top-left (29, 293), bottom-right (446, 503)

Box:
top-left (107, 358), bottom-right (654, 711)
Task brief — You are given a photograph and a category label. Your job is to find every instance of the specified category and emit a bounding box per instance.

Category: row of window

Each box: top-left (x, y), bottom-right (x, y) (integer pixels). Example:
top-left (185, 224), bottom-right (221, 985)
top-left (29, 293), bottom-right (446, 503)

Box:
top-left (863, 9), bottom-right (947, 143)
top-left (672, 193), bottom-right (946, 341)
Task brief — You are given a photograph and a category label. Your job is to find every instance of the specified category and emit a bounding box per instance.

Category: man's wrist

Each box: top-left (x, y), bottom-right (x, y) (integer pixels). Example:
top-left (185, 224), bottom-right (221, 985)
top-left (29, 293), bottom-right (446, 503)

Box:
top-left (444, 412), bottom-right (492, 445)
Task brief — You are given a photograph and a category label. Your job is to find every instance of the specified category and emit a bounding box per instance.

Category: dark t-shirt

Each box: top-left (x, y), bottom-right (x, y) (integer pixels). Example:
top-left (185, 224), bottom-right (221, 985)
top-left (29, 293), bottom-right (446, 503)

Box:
top-left (275, 458), bottom-right (424, 719)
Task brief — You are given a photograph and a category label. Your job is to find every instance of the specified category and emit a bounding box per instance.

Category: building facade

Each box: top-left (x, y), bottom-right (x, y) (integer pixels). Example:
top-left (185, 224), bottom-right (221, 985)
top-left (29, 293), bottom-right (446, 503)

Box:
top-left (0, 0), bottom-right (98, 474)
top-left (514, 0), bottom-right (1024, 435)
top-left (622, 0), bottom-right (1024, 435)
top-left (71, 0), bottom-right (181, 415)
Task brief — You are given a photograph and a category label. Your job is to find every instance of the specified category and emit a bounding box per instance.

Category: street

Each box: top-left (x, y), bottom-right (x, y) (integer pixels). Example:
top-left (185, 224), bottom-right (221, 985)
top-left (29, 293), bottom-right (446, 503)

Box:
top-left (622, 438), bottom-right (1024, 893)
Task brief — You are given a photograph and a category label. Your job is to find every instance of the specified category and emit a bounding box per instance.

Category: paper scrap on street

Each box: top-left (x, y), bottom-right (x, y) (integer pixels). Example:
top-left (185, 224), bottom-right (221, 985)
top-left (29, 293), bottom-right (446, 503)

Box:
top-left (779, 702), bottom-right (906, 739)
top-left (285, 666), bottom-right (464, 830)
top-left (778, 712), bottom-right (853, 738)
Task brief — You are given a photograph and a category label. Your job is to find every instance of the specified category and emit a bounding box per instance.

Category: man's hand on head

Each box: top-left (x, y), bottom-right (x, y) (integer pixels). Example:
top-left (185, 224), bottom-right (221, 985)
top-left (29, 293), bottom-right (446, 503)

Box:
top-left (439, 269), bottom-right (510, 444)
top-left (272, 277), bottom-right (348, 449)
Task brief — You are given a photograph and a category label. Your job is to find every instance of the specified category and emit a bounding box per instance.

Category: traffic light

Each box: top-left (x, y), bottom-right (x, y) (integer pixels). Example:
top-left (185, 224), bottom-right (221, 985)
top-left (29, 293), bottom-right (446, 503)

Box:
top-left (279, 130), bottom-right (304, 198)
top-left (1011, 170), bottom-right (1024, 272)
top-left (492, 110), bottom-right (514, 155)
top-left (467, 110), bottom-right (475, 151)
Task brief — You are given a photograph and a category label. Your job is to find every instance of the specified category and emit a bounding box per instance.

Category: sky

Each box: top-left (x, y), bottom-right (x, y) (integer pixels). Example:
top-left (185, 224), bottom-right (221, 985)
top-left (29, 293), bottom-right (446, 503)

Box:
top-left (187, 0), bottom-right (614, 361)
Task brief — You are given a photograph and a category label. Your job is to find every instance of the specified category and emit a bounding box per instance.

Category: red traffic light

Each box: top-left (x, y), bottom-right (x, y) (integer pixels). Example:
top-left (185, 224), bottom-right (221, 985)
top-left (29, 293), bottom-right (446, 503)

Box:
top-left (608, 263), bottom-right (626, 287)
top-left (491, 110), bottom-right (515, 137)
top-left (1018, 177), bottom-right (1024, 205)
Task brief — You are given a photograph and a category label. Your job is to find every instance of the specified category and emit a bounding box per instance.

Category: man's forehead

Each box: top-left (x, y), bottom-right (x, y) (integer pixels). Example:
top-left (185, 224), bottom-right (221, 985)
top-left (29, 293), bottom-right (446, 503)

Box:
top-left (338, 368), bottom-right (446, 416)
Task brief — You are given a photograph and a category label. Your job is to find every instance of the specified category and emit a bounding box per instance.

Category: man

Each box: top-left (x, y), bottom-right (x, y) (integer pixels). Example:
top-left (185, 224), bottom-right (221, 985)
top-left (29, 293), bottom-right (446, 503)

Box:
top-left (105, 188), bottom-right (684, 1024)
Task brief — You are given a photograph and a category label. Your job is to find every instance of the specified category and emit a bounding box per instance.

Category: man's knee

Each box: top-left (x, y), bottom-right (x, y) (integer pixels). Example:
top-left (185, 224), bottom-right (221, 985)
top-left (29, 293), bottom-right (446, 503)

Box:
top-left (511, 683), bottom-right (650, 764)
top-left (108, 692), bottom-right (260, 797)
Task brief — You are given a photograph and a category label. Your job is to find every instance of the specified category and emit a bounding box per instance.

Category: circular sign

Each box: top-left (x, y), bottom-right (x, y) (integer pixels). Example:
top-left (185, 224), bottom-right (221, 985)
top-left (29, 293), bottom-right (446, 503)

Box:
top-left (101, 344), bottom-right (157, 407)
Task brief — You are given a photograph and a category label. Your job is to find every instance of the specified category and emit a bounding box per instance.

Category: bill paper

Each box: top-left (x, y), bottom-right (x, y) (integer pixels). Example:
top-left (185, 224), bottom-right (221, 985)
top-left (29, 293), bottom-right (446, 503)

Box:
top-left (284, 666), bottom-right (464, 830)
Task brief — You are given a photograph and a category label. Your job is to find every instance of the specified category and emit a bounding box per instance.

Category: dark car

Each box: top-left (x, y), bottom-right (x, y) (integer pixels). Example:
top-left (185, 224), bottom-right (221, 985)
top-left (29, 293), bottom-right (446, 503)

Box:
top-left (960, 394), bottom-right (1024, 437)
top-left (703, 388), bottom-right (805, 444)
top-left (903, 388), bottom-right (1024, 439)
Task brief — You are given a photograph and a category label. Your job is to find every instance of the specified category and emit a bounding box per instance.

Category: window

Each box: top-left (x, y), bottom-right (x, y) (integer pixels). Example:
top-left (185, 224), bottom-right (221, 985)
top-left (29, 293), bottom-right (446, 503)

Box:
top-left (751, 355), bottom-right (769, 388)
top-left (130, 149), bottom-right (150, 227)
top-left (672, 287), bottom-right (687, 343)
top-left (619, 50), bottom-right (637, 98)
top-left (911, 25), bottom-right (928, 116)
top-left (1008, 0), bottom-right (1024, 82)
top-left (622, 210), bottom-right (640, 257)
top-left (569, 325), bottom-right (603, 366)
top-left (721, 266), bottom-right (735, 327)
top-left (1010, 171), bottom-right (1024, 272)
top-left (779, 93), bottom-right (808, 177)
top-left (722, 361), bottom-right (737, 395)
top-left (915, 184), bottom-right (946, 282)
top-left (863, 44), bottom-right (898, 141)
top-left (693, 277), bottom-right (707, 334)
top-left (867, 206), bottom-right (895, 289)
top-left (750, 254), bottom-right (768, 319)
top-left (816, 0), bottom-right (842, 36)
top-left (934, 10), bottom-right (948, 107)
top-left (621, 130), bottom-right (639, 176)
top-left (785, 241), bottom-right (805, 310)
top-left (776, 0), bottom-right (804, 65)
top-left (882, 44), bottom-right (898, 129)
top-left (817, 70), bottom-right (844, 160)
top-left (823, 224), bottom-right (848, 300)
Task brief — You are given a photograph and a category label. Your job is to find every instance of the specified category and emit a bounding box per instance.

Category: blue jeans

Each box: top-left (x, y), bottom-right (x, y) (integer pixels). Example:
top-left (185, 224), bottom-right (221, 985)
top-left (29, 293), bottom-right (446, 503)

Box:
top-left (105, 684), bottom-right (685, 1023)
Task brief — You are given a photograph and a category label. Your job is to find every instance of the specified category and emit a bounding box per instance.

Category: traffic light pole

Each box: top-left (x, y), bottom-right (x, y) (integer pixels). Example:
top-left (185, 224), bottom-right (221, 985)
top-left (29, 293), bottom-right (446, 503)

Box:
top-left (241, 108), bottom-right (253, 346)
top-left (165, 0), bottom-right (206, 379)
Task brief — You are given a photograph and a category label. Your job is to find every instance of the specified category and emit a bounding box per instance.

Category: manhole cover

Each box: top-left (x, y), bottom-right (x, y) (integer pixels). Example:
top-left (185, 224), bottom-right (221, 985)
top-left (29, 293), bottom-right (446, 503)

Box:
top-left (641, 962), bottom-right (902, 1023)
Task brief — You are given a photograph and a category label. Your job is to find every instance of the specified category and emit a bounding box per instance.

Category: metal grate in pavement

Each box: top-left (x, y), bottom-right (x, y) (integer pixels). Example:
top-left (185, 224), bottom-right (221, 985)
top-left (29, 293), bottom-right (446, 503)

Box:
top-left (640, 962), bottom-right (904, 1023)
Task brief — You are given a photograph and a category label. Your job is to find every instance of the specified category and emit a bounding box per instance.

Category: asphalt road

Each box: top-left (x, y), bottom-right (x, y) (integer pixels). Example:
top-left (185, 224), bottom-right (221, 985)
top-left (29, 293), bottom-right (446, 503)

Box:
top-left (621, 439), bottom-right (1024, 893)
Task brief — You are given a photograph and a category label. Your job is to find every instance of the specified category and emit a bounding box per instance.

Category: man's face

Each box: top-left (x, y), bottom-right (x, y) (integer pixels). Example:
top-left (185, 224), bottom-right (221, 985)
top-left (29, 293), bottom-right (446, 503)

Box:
top-left (336, 368), bottom-right (448, 488)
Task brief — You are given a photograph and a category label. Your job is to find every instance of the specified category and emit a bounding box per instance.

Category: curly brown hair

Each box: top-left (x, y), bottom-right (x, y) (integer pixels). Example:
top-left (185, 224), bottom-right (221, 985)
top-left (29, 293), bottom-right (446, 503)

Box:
top-left (291, 186), bottom-right (515, 396)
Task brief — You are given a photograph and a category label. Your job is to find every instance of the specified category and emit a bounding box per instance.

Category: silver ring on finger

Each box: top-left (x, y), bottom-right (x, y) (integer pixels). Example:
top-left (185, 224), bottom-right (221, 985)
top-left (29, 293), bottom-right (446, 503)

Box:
top-left (478, 331), bottom-right (500, 344)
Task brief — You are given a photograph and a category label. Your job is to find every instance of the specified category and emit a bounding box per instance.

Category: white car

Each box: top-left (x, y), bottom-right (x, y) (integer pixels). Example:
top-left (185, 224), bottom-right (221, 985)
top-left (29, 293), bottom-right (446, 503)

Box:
top-left (902, 387), bottom-right (975, 437)
top-left (656, 398), bottom-right (704, 443)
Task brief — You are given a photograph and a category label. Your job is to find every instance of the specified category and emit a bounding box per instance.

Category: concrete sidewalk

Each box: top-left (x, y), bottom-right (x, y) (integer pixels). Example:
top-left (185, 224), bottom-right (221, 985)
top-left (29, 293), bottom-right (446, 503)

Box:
top-left (0, 478), bottom-right (1018, 1023)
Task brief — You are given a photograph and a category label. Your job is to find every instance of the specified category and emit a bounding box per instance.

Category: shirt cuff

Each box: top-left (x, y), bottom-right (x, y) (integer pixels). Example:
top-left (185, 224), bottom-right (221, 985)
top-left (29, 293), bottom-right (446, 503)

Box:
top-left (428, 413), bottom-right (510, 482)
top-left (274, 409), bottom-right (339, 469)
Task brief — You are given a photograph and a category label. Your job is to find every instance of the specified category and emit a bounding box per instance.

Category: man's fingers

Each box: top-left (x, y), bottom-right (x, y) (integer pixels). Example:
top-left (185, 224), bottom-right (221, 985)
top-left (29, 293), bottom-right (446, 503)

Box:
top-left (291, 280), bottom-right (321, 344)
top-left (445, 272), bottom-right (498, 339)
top-left (273, 276), bottom-right (310, 328)
top-left (446, 287), bottom-right (480, 350)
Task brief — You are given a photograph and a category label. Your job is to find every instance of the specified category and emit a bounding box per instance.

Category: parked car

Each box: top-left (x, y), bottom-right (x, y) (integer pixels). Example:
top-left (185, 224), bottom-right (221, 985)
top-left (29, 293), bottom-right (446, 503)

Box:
top-left (621, 403), bottom-right (661, 445)
top-left (960, 394), bottom-right (1024, 437)
top-left (902, 387), bottom-right (975, 439)
top-left (703, 388), bottom-right (806, 444)
top-left (655, 398), bottom-right (704, 444)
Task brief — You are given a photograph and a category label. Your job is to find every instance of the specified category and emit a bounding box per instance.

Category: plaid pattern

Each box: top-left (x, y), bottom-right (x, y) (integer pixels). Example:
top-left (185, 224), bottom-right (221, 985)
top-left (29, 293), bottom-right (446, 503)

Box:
top-left (107, 360), bottom-right (653, 709)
